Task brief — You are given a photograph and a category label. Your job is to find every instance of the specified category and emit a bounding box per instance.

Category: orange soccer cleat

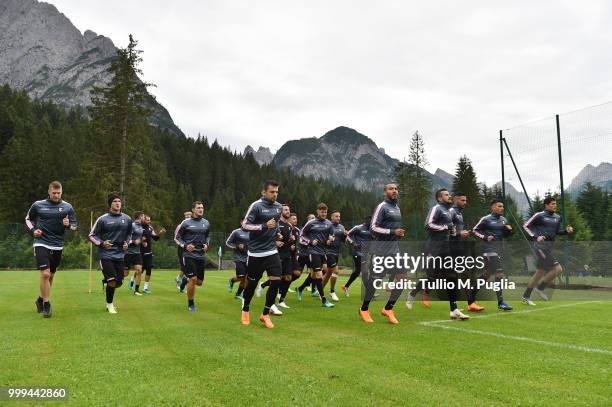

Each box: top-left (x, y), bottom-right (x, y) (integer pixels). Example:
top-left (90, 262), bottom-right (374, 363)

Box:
top-left (422, 294), bottom-right (431, 309)
top-left (466, 303), bottom-right (485, 312)
top-left (381, 308), bottom-right (399, 324)
top-left (259, 314), bottom-right (274, 329)
top-left (359, 309), bottom-right (374, 323)
top-left (241, 311), bottom-right (250, 325)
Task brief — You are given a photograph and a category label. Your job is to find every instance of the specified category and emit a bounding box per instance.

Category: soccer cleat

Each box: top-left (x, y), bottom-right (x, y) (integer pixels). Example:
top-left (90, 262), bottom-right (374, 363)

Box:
top-left (270, 304), bottom-right (283, 315)
top-left (106, 304), bottom-right (117, 314)
top-left (296, 287), bottom-right (303, 301)
top-left (534, 288), bottom-right (549, 301)
top-left (134, 291), bottom-right (143, 296)
top-left (42, 302), bottom-right (52, 318)
top-left (342, 285), bottom-right (350, 297)
top-left (278, 301), bottom-right (290, 309)
top-left (498, 302), bottom-right (513, 311)
top-left (128, 279), bottom-right (134, 290)
top-left (228, 278), bottom-right (234, 292)
top-left (256, 283), bottom-right (264, 298)
top-left (521, 297), bottom-right (536, 306)
top-left (143, 288), bottom-right (151, 294)
top-left (381, 308), bottom-right (399, 324)
top-left (405, 294), bottom-right (415, 310)
top-left (450, 309), bottom-right (471, 320)
top-left (322, 300), bottom-right (335, 308)
top-left (466, 303), bottom-right (485, 312)
top-left (188, 304), bottom-right (196, 312)
top-left (35, 297), bottom-right (43, 313)
top-left (311, 289), bottom-right (320, 298)
top-left (359, 309), bottom-right (374, 323)
top-left (259, 314), bottom-right (274, 329)
top-left (241, 311), bottom-right (250, 325)
top-left (422, 294), bottom-right (430, 308)
top-left (330, 291), bottom-right (340, 302)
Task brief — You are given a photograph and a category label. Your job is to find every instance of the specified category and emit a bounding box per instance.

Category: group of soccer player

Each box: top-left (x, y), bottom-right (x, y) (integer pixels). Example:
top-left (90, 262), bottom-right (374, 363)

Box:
top-left (25, 179), bottom-right (573, 327)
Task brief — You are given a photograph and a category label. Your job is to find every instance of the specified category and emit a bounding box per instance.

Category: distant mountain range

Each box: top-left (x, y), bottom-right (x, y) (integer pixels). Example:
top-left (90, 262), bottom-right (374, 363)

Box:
top-left (0, 0), bottom-right (183, 136)
top-left (568, 162), bottom-right (612, 196)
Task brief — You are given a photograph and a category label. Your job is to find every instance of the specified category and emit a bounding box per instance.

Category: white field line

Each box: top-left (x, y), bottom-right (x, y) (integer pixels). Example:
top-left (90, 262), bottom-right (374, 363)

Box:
top-left (419, 301), bottom-right (612, 356)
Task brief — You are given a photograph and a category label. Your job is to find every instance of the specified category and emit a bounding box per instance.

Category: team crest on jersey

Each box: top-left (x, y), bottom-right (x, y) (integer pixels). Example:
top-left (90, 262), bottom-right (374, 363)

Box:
top-left (59, 207), bottom-right (63, 212)
top-left (121, 219), bottom-right (125, 224)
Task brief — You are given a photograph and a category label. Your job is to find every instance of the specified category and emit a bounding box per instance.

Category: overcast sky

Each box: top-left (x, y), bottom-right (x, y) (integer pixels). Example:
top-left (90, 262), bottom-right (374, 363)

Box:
top-left (49, 0), bottom-right (612, 190)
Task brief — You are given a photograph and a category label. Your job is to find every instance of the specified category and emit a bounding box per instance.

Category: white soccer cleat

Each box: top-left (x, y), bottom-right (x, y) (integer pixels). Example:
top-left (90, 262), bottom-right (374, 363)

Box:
top-left (405, 294), bottom-right (415, 310)
top-left (450, 309), bottom-right (470, 320)
top-left (330, 292), bottom-right (340, 302)
top-left (278, 301), bottom-right (290, 309)
top-left (106, 304), bottom-right (117, 314)
top-left (270, 304), bottom-right (283, 315)
top-left (256, 283), bottom-right (264, 298)
top-left (521, 297), bottom-right (536, 306)
top-left (534, 288), bottom-right (549, 301)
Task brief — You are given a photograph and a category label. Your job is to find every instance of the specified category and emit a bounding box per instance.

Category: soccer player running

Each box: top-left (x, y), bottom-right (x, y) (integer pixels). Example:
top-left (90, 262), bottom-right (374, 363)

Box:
top-left (174, 201), bottom-right (211, 312)
top-left (296, 203), bottom-right (336, 308)
top-left (140, 215), bottom-right (166, 294)
top-left (88, 193), bottom-right (133, 314)
top-left (521, 196), bottom-right (574, 305)
top-left (342, 216), bottom-right (372, 297)
top-left (240, 180), bottom-right (284, 328)
top-left (472, 199), bottom-right (514, 311)
top-left (125, 211), bottom-right (146, 296)
top-left (226, 224), bottom-right (250, 299)
top-left (359, 183), bottom-right (405, 324)
top-left (322, 210), bottom-right (347, 301)
top-left (175, 211), bottom-right (192, 292)
top-left (25, 181), bottom-right (77, 318)
top-left (295, 213), bottom-right (318, 298)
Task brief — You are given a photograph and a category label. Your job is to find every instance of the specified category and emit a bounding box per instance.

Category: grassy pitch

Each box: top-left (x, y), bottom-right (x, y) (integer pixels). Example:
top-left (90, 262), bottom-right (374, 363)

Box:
top-left (0, 270), bottom-right (610, 406)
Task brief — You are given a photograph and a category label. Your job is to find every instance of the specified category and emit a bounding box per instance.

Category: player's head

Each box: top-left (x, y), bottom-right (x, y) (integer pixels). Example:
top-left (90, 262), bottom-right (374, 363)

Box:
top-left (316, 203), bottom-right (328, 220)
top-left (543, 196), bottom-right (557, 212)
top-left (144, 215), bottom-right (151, 225)
top-left (107, 192), bottom-right (121, 212)
top-left (48, 181), bottom-right (63, 203)
top-left (490, 199), bottom-right (504, 215)
top-left (281, 204), bottom-right (291, 219)
top-left (184, 211), bottom-right (192, 220)
top-left (330, 210), bottom-right (340, 224)
top-left (384, 183), bottom-right (398, 200)
top-left (453, 192), bottom-right (467, 208)
top-left (307, 213), bottom-right (315, 221)
top-left (436, 188), bottom-right (451, 204)
top-left (134, 211), bottom-right (145, 222)
top-left (192, 201), bottom-right (204, 218)
top-left (262, 180), bottom-right (279, 203)
top-left (289, 213), bottom-right (297, 226)
top-left (363, 215), bottom-right (372, 225)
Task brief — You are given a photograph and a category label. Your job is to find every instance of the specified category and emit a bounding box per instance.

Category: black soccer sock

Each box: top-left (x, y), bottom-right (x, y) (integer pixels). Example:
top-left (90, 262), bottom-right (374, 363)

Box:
top-left (235, 286), bottom-right (244, 296)
top-left (261, 280), bottom-right (271, 289)
top-left (263, 279), bottom-right (281, 315)
top-left (345, 269), bottom-right (360, 288)
top-left (188, 299), bottom-right (194, 306)
top-left (279, 279), bottom-right (291, 302)
top-left (135, 284), bottom-right (140, 292)
top-left (180, 277), bottom-right (188, 291)
top-left (361, 277), bottom-right (377, 311)
top-left (385, 283), bottom-right (404, 310)
top-left (537, 282), bottom-right (547, 291)
top-left (523, 287), bottom-right (533, 298)
top-left (105, 286), bottom-right (115, 303)
top-left (299, 275), bottom-right (312, 291)
top-left (495, 276), bottom-right (504, 303)
top-left (242, 277), bottom-right (259, 312)
top-left (447, 277), bottom-right (458, 311)
top-left (314, 278), bottom-right (326, 303)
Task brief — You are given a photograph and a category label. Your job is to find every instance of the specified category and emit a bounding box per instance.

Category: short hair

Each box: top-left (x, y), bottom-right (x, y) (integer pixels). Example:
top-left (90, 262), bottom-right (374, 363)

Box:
top-left (184, 211), bottom-right (192, 217)
top-left (107, 192), bottom-right (121, 207)
top-left (330, 210), bottom-right (340, 216)
top-left (454, 192), bottom-right (466, 198)
top-left (289, 212), bottom-right (297, 218)
top-left (282, 203), bottom-right (290, 208)
top-left (543, 196), bottom-right (556, 205)
top-left (263, 180), bottom-right (279, 191)
top-left (48, 181), bottom-right (62, 190)
top-left (317, 203), bottom-right (328, 211)
top-left (135, 211), bottom-right (144, 219)
top-left (435, 188), bottom-right (448, 200)
top-left (192, 201), bottom-right (204, 209)
top-left (384, 183), bottom-right (397, 191)
top-left (490, 199), bottom-right (504, 206)
top-left (307, 213), bottom-right (315, 220)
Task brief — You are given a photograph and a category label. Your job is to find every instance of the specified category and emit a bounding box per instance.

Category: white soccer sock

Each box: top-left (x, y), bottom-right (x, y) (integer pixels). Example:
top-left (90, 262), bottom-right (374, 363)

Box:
top-left (144, 282), bottom-right (149, 290)
top-left (130, 276), bottom-right (134, 284)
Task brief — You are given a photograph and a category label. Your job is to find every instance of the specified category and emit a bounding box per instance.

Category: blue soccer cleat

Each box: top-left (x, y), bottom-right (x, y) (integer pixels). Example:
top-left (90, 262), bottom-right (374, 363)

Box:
top-left (322, 300), bottom-right (335, 308)
top-left (498, 302), bottom-right (513, 311)
top-left (188, 304), bottom-right (196, 312)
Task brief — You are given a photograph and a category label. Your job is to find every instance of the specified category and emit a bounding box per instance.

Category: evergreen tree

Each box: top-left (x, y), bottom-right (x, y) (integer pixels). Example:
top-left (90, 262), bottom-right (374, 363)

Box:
top-left (452, 155), bottom-right (481, 226)
top-left (576, 182), bottom-right (608, 240)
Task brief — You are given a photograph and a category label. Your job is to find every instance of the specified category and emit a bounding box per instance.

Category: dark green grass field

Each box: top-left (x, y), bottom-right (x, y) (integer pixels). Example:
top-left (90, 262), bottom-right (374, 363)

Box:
top-left (1, 270), bottom-right (610, 406)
